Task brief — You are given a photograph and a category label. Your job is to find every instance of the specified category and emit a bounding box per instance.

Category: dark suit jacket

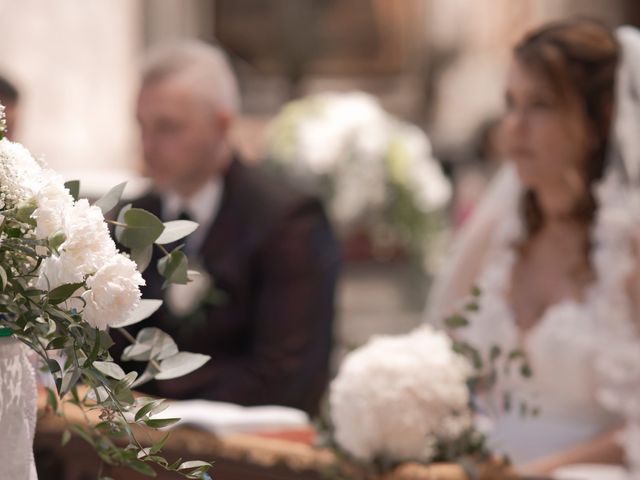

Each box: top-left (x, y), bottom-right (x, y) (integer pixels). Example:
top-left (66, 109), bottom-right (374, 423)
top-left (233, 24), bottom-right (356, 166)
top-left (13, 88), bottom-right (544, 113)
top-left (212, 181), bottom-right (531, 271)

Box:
top-left (115, 158), bottom-right (339, 415)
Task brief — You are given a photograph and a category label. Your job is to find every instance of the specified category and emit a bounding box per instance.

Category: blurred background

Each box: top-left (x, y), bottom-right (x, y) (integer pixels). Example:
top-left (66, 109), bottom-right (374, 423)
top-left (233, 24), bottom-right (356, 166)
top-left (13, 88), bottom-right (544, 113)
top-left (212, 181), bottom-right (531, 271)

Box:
top-left (1, 0), bottom-right (638, 361)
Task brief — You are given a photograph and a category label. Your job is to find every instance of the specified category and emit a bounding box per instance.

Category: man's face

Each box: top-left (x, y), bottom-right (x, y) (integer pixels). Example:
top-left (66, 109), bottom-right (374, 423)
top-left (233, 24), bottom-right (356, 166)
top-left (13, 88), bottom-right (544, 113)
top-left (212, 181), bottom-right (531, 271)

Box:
top-left (136, 76), bottom-right (226, 194)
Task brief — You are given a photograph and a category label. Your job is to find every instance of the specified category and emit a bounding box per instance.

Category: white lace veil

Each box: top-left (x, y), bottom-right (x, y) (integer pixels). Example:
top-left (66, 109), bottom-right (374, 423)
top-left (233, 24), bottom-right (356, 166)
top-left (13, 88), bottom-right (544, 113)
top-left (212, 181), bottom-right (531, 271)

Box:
top-left (424, 25), bottom-right (640, 325)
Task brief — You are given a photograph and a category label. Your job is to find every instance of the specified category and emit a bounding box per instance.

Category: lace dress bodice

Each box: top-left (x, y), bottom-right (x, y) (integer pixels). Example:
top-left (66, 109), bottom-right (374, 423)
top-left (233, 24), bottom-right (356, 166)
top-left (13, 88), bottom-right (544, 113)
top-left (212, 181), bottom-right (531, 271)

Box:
top-left (461, 173), bottom-right (637, 465)
top-left (0, 336), bottom-right (38, 479)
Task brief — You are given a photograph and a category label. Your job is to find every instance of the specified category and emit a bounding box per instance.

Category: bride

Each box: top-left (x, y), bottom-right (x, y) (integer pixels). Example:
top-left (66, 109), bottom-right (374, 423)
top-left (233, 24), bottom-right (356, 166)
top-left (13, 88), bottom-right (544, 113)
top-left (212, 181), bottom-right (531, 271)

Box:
top-left (426, 19), bottom-right (640, 475)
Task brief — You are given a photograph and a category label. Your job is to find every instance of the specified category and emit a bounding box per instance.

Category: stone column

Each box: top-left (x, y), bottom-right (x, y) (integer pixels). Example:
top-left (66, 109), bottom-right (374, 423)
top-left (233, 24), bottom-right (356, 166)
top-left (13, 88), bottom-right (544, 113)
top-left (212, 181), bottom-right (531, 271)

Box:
top-left (0, 0), bottom-right (145, 198)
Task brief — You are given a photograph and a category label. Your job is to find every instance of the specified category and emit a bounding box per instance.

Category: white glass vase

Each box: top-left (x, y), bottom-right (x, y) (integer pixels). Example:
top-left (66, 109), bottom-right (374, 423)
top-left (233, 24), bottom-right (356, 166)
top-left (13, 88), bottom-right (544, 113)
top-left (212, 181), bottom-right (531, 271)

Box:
top-left (0, 336), bottom-right (38, 479)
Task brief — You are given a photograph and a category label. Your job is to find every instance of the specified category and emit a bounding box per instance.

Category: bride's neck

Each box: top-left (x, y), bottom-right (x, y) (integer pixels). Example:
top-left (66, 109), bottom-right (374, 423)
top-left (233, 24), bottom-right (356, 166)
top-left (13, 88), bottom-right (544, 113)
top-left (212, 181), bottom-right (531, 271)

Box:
top-left (534, 183), bottom-right (588, 224)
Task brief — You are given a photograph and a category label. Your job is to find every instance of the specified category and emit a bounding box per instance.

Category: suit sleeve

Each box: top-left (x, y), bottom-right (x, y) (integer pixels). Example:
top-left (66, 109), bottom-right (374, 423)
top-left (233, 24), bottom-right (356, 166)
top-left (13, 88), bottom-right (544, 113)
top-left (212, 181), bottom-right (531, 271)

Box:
top-left (154, 200), bottom-right (340, 415)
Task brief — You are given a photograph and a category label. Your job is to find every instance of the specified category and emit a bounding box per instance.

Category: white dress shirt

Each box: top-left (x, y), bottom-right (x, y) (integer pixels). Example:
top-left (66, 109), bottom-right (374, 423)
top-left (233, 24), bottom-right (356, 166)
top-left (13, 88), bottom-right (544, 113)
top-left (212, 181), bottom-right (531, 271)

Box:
top-left (161, 178), bottom-right (223, 254)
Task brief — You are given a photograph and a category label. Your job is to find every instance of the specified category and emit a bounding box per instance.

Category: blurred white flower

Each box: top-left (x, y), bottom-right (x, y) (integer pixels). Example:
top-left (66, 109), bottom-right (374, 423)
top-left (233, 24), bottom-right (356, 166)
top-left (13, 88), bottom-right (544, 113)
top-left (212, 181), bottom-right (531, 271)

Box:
top-left (329, 325), bottom-right (472, 462)
top-left (81, 254), bottom-right (145, 330)
top-left (265, 91), bottom-right (451, 255)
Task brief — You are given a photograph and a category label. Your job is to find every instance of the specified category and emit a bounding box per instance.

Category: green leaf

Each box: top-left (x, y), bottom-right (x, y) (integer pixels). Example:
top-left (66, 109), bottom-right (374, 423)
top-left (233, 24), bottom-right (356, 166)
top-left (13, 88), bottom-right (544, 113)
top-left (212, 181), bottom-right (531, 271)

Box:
top-left (118, 299), bottom-right (163, 328)
top-left (60, 367), bottom-right (82, 397)
top-left (45, 387), bottom-right (58, 412)
top-left (155, 352), bottom-right (210, 380)
top-left (93, 361), bottom-right (126, 380)
top-left (520, 363), bottom-right (533, 378)
top-left (128, 459), bottom-right (157, 477)
top-left (64, 180), bottom-right (80, 202)
top-left (157, 250), bottom-right (189, 286)
top-left (444, 314), bottom-right (469, 329)
top-left (144, 417), bottom-right (180, 429)
top-left (61, 429), bottom-right (71, 446)
top-left (149, 432), bottom-right (171, 454)
top-left (119, 208), bottom-right (165, 249)
top-left (130, 245), bottom-right (153, 272)
top-left (48, 231), bottom-right (66, 253)
top-left (135, 399), bottom-right (164, 422)
top-left (115, 203), bottom-right (132, 243)
top-left (464, 302), bottom-right (479, 312)
top-left (94, 182), bottom-right (127, 215)
top-left (155, 220), bottom-right (199, 245)
top-left (16, 199), bottom-right (37, 224)
top-left (123, 327), bottom-right (178, 362)
top-left (48, 282), bottom-right (84, 304)
top-left (0, 265), bottom-right (8, 291)
top-left (178, 461), bottom-right (212, 470)
top-left (47, 359), bottom-right (61, 374)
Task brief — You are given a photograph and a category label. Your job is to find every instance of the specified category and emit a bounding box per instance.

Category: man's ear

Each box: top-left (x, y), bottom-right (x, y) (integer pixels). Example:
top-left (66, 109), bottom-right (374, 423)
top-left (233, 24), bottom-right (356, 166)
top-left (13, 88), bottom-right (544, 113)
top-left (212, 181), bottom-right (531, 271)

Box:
top-left (212, 110), bottom-right (233, 135)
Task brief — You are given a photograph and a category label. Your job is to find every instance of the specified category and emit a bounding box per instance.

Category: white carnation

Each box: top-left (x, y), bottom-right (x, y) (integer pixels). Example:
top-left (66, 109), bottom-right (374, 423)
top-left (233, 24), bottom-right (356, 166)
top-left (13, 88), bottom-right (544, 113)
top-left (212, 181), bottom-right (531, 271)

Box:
top-left (32, 173), bottom-right (74, 239)
top-left (59, 199), bottom-right (116, 278)
top-left (329, 325), bottom-right (472, 462)
top-left (81, 254), bottom-right (145, 330)
top-left (36, 199), bottom-right (116, 289)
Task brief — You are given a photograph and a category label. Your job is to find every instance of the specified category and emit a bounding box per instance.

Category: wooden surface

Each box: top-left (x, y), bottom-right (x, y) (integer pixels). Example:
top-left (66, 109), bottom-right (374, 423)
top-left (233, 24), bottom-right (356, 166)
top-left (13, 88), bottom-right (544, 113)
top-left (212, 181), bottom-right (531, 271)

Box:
top-left (34, 391), bottom-right (519, 480)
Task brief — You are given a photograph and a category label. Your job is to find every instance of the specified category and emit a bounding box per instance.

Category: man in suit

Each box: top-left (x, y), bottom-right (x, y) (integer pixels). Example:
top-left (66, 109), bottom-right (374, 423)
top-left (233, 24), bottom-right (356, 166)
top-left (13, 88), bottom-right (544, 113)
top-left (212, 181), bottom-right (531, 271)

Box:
top-left (124, 41), bottom-right (339, 415)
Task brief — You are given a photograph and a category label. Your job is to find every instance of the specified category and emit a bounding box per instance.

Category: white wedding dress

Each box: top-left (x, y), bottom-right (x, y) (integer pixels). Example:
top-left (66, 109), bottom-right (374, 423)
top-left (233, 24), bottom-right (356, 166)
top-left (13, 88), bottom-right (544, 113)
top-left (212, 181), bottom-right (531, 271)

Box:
top-left (426, 165), bottom-right (638, 466)
top-left (0, 337), bottom-right (39, 479)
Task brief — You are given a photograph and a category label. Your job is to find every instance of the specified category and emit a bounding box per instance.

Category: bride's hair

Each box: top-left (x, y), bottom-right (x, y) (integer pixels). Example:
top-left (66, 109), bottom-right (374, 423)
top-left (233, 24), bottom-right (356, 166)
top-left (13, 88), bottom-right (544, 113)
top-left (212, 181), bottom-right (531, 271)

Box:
top-left (513, 18), bottom-right (619, 235)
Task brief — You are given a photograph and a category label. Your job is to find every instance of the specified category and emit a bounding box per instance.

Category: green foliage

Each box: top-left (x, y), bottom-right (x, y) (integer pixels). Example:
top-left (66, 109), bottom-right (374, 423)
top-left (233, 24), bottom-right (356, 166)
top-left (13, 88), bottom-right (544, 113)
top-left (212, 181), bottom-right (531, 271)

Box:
top-left (2, 180), bottom-right (212, 479)
top-left (443, 289), bottom-right (538, 422)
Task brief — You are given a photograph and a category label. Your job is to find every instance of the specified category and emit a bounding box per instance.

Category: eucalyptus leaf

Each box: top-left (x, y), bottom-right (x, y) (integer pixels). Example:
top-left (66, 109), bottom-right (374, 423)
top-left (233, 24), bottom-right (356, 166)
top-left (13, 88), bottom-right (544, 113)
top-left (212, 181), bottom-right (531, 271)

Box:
top-left (93, 361), bottom-right (126, 380)
top-left (155, 220), bottom-right (199, 245)
top-left (94, 182), bottom-right (127, 215)
top-left (119, 208), bottom-right (165, 249)
top-left (130, 245), bottom-right (153, 272)
top-left (155, 352), bottom-right (210, 380)
top-left (64, 180), bottom-right (80, 202)
top-left (115, 203), bottom-right (132, 243)
top-left (118, 299), bottom-right (163, 328)
top-left (144, 417), bottom-right (180, 429)
top-left (158, 250), bottom-right (189, 286)
top-left (127, 327), bottom-right (179, 362)
top-left (60, 367), bottom-right (82, 397)
top-left (178, 461), bottom-right (211, 470)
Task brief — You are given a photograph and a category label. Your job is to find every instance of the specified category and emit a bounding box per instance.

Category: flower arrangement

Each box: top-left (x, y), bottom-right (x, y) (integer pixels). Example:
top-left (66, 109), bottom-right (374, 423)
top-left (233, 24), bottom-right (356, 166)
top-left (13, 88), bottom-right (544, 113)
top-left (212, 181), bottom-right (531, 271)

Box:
top-left (0, 104), bottom-right (211, 479)
top-left (264, 91), bottom-right (452, 261)
top-left (326, 289), bottom-right (534, 476)
top-left (329, 325), bottom-right (475, 464)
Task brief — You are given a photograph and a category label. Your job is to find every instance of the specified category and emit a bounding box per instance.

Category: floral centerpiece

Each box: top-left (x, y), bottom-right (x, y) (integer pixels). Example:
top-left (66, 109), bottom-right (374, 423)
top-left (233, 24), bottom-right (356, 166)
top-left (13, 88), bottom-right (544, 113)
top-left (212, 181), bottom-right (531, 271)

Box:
top-left (326, 290), bottom-right (532, 478)
top-left (264, 91), bottom-right (452, 263)
top-left (0, 104), bottom-right (211, 479)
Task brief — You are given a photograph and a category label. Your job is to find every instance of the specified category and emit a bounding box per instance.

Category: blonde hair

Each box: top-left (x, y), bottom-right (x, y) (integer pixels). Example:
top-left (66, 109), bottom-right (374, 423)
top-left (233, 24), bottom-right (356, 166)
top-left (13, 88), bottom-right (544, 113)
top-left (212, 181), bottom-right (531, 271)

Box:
top-left (142, 40), bottom-right (240, 115)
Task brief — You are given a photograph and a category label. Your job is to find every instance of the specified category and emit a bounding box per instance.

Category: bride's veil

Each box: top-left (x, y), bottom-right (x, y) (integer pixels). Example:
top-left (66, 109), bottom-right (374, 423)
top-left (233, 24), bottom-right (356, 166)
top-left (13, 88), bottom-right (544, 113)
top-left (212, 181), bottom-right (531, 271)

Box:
top-left (424, 164), bottom-right (521, 325)
top-left (424, 25), bottom-right (640, 327)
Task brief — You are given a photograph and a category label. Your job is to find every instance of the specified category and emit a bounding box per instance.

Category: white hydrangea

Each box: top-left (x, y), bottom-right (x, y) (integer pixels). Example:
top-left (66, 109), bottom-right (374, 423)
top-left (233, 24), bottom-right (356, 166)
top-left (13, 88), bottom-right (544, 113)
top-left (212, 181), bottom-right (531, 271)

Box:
top-left (329, 325), bottom-right (473, 462)
top-left (81, 253), bottom-right (145, 330)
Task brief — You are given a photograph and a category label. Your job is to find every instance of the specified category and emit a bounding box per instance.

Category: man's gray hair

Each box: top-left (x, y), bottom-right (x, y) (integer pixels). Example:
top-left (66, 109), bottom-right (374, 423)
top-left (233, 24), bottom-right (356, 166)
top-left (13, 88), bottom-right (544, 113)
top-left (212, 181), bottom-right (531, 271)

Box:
top-left (142, 40), bottom-right (240, 114)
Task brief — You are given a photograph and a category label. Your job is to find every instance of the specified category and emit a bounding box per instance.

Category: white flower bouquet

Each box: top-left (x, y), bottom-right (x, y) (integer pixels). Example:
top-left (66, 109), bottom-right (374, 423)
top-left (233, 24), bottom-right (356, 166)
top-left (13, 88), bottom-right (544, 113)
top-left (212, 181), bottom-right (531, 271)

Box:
top-left (0, 104), bottom-right (211, 479)
top-left (329, 325), bottom-right (475, 464)
top-left (326, 291), bottom-right (532, 477)
top-left (265, 91), bottom-right (452, 260)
